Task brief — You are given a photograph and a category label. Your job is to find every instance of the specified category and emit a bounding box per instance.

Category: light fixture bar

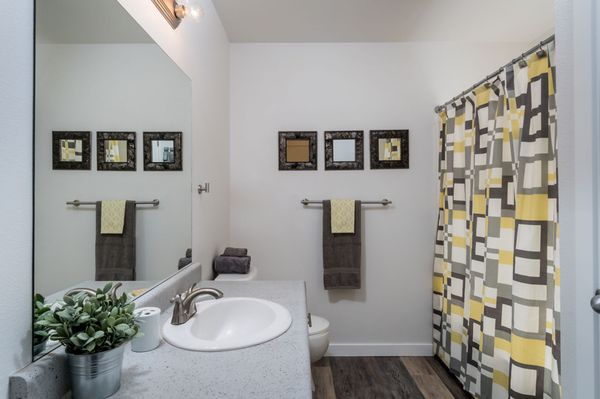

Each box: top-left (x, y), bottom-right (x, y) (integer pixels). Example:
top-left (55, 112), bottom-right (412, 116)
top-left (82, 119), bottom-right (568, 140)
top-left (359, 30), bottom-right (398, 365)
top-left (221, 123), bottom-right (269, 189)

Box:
top-left (151, 0), bottom-right (182, 30)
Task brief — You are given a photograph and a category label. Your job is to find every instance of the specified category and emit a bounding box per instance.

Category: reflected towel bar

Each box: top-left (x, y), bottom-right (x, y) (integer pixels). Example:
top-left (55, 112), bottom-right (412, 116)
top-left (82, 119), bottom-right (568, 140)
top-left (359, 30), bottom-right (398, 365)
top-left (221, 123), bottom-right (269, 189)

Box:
top-left (67, 199), bottom-right (160, 207)
top-left (301, 198), bottom-right (392, 206)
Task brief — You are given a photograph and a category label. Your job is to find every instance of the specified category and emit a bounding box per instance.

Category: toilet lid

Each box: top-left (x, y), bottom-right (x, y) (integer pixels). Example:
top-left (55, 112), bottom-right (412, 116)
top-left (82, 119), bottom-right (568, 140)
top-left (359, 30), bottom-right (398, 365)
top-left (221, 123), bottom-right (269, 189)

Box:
top-left (309, 315), bottom-right (329, 335)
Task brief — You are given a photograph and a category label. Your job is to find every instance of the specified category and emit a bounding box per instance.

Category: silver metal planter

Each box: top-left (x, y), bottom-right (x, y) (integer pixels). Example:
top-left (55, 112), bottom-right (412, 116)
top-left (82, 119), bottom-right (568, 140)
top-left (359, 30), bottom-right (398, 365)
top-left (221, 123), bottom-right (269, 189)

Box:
top-left (67, 345), bottom-right (125, 399)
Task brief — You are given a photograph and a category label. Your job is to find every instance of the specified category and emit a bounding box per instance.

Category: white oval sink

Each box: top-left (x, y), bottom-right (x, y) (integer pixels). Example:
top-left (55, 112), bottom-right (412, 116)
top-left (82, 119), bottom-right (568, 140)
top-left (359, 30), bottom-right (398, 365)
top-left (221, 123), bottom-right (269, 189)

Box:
top-left (162, 297), bottom-right (292, 351)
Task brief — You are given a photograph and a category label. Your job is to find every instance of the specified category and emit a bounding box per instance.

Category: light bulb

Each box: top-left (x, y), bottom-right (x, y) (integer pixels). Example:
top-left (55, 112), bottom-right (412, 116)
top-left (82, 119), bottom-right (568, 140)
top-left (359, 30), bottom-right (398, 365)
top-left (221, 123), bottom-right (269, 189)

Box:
top-left (174, 0), bottom-right (203, 20)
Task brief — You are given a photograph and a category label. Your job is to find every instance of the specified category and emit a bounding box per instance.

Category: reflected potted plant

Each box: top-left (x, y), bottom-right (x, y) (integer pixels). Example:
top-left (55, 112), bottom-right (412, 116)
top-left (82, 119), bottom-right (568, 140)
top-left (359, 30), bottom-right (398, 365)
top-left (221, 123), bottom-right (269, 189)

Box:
top-left (36, 283), bottom-right (140, 399)
top-left (33, 293), bottom-right (51, 356)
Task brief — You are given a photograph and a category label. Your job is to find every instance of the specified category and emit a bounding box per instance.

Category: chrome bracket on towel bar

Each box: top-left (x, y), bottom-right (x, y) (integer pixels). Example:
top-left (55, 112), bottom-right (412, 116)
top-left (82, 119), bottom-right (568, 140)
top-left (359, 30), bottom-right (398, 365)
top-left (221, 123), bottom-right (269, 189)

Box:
top-left (67, 199), bottom-right (160, 207)
top-left (301, 198), bottom-right (392, 206)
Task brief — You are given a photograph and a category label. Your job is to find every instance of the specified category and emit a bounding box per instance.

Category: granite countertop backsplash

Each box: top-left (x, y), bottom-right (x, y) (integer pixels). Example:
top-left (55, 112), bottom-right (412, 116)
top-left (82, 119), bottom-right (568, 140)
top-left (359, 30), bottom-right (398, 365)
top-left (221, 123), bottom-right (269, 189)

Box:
top-left (10, 267), bottom-right (311, 399)
top-left (112, 281), bottom-right (311, 399)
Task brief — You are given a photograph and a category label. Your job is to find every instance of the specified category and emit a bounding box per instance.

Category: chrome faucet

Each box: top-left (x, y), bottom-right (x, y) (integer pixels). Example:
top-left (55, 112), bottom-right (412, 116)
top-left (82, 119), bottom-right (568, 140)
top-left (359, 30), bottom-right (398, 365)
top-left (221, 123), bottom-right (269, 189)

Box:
top-left (170, 283), bottom-right (224, 325)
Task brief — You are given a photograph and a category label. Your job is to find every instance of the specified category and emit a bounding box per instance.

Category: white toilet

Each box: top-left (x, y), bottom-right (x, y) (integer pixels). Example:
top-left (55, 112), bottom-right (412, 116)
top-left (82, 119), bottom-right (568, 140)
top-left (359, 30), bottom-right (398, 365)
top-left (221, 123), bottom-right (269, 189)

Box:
top-left (308, 315), bottom-right (330, 363)
top-left (214, 264), bottom-right (258, 281)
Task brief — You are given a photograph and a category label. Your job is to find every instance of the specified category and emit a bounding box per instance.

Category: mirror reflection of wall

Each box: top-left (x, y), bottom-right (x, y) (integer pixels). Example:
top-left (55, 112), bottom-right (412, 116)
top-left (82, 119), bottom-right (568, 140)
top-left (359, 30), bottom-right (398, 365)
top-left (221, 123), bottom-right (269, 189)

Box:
top-left (286, 139), bottom-right (310, 162)
top-left (34, 0), bottom-right (193, 360)
top-left (378, 138), bottom-right (401, 161)
top-left (152, 140), bottom-right (175, 163)
top-left (105, 140), bottom-right (128, 162)
top-left (60, 139), bottom-right (83, 162)
top-left (332, 139), bottom-right (356, 162)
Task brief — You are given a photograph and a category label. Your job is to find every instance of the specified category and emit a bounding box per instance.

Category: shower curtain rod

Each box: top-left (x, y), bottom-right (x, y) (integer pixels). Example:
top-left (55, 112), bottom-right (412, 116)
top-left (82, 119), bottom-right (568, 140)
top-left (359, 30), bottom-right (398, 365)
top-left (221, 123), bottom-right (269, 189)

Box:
top-left (434, 34), bottom-right (555, 113)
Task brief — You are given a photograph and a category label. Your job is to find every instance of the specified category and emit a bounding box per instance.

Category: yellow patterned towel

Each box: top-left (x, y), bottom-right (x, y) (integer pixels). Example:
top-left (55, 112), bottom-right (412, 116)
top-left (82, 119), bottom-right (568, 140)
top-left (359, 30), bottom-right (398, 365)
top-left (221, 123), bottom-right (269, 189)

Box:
top-left (331, 199), bottom-right (356, 234)
top-left (100, 200), bottom-right (127, 234)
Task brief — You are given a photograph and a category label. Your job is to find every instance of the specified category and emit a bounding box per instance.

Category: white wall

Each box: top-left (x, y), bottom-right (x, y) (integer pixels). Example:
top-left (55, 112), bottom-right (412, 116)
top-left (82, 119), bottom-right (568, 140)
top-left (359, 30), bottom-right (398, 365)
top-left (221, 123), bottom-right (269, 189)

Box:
top-left (0, 0), bottom-right (33, 396)
top-left (117, 0), bottom-right (231, 280)
top-left (229, 42), bottom-right (532, 353)
top-left (554, 0), bottom-right (597, 397)
top-left (35, 44), bottom-right (192, 295)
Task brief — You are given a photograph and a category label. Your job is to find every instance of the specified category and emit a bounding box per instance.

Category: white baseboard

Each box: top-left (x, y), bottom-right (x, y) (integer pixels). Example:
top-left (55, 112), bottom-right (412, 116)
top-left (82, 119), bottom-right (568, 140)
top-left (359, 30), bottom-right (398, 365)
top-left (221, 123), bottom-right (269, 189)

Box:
top-left (326, 343), bottom-right (433, 357)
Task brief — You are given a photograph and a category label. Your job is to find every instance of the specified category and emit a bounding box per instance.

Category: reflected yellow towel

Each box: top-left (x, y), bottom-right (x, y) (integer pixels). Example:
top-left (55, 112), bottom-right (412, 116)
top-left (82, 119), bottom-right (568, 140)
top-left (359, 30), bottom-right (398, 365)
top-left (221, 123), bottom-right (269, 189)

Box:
top-left (331, 199), bottom-right (356, 234)
top-left (100, 200), bottom-right (127, 234)
top-left (130, 288), bottom-right (147, 297)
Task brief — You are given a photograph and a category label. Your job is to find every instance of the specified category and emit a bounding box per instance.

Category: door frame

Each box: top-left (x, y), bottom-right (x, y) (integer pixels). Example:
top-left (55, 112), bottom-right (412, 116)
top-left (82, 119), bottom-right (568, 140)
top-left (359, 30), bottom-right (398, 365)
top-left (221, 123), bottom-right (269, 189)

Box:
top-left (556, 0), bottom-right (599, 397)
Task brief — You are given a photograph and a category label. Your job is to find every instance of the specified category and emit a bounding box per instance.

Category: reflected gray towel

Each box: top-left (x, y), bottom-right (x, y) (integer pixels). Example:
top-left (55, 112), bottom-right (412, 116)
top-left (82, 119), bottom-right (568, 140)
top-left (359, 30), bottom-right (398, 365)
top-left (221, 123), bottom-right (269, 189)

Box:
top-left (223, 247), bottom-right (248, 257)
top-left (95, 200), bottom-right (136, 281)
top-left (214, 255), bottom-right (251, 274)
top-left (178, 257), bottom-right (192, 270)
top-left (322, 200), bottom-right (361, 289)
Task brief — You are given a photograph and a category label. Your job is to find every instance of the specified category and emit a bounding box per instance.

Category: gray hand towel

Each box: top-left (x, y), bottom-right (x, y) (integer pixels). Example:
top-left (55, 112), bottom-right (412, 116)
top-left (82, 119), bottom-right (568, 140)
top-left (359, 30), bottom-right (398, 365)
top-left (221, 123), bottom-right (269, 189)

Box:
top-left (178, 257), bottom-right (192, 270)
top-left (322, 200), bottom-right (361, 289)
top-left (223, 247), bottom-right (248, 257)
top-left (95, 200), bottom-right (136, 281)
top-left (214, 255), bottom-right (251, 274)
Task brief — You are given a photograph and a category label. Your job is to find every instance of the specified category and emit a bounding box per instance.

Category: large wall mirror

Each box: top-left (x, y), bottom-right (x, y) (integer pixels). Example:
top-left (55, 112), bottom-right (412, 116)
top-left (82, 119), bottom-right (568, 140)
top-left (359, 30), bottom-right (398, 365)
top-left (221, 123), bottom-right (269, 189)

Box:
top-left (34, 0), bottom-right (193, 360)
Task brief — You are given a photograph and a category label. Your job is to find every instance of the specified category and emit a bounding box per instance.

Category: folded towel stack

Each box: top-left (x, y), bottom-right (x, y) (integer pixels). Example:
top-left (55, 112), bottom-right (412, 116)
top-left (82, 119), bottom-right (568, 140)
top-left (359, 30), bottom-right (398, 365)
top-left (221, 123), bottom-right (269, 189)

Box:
top-left (178, 248), bottom-right (192, 270)
top-left (214, 247), bottom-right (251, 275)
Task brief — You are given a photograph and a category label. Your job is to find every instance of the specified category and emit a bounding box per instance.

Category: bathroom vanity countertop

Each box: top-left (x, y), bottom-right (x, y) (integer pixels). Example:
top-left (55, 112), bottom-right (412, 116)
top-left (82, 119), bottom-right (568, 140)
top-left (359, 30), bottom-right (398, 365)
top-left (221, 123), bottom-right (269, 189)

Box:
top-left (111, 280), bottom-right (312, 399)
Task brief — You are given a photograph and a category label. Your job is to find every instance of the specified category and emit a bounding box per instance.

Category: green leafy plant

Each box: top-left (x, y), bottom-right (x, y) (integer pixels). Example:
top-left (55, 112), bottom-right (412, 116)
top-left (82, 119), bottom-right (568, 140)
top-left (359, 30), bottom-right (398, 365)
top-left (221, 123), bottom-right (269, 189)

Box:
top-left (36, 283), bottom-right (140, 355)
top-left (33, 293), bottom-right (51, 346)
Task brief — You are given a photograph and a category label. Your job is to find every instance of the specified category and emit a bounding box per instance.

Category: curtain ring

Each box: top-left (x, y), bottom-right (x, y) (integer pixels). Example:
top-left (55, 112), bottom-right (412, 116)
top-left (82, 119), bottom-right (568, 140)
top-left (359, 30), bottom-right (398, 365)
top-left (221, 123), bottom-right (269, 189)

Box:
top-left (536, 42), bottom-right (547, 58)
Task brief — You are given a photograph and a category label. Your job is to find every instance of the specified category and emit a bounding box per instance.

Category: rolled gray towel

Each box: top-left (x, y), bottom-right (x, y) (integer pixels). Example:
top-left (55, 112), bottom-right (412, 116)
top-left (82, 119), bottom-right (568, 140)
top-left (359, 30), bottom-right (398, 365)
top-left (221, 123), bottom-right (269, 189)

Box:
top-left (223, 247), bottom-right (248, 257)
top-left (214, 255), bottom-right (251, 274)
top-left (178, 257), bottom-right (192, 270)
top-left (185, 248), bottom-right (192, 258)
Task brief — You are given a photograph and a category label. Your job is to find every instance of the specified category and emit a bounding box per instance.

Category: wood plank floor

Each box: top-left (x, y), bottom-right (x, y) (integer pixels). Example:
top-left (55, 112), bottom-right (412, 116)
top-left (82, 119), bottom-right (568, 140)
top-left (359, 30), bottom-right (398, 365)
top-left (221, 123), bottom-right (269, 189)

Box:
top-left (312, 357), bottom-right (473, 399)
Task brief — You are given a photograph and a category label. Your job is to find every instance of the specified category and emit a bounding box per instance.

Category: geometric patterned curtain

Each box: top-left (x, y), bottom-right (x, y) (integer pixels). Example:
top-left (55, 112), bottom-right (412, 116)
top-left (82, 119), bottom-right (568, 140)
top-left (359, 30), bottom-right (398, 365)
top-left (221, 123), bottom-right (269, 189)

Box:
top-left (433, 42), bottom-right (560, 399)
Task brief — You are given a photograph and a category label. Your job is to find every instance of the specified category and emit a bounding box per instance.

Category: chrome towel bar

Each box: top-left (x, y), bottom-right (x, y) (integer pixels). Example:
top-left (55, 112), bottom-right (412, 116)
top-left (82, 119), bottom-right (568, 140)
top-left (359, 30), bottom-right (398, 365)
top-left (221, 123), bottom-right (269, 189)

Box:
top-left (301, 198), bottom-right (391, 206)
top-left (67, 199), bottom-right (160, 207)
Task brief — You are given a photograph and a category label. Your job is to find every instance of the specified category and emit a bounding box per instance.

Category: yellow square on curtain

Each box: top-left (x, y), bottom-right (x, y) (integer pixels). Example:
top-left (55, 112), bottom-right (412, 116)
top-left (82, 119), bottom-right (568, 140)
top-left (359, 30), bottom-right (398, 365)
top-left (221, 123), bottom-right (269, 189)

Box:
top-left (331, 199), bottom-right (355, 234)
top-left (100, 200), bottom-right (126, 234)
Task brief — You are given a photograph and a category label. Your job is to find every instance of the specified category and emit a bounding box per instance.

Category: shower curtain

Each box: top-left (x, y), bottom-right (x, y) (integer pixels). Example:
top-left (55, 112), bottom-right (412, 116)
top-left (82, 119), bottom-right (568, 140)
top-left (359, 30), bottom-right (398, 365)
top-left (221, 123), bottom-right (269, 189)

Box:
top-left (433, 43), bottom-right (560, 399)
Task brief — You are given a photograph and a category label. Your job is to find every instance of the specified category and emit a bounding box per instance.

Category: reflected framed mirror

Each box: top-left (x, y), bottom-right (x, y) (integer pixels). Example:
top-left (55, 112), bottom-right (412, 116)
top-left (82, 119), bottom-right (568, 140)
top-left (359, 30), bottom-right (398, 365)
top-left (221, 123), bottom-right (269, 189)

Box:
top-left (97, 132), bottom-right (136, 171)
top-left (324, 130), bottom-right (364, 170)
top-left (278, 131), bottom-right (317, 170)
top-left (34, 0), bottom-right (192, 361)
top-left (52, 131), bottom-right (91, 170)
top-left (369, 130), bottom-right (409, 169)
top-left (143, 132), bottom-right (183, 171)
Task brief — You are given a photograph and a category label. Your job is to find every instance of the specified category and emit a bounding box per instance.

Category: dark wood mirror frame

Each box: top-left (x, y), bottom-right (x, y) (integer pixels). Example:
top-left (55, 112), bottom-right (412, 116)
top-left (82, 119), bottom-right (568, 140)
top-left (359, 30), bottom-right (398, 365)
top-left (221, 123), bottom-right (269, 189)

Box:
top-left (324, 130), bottom-right (364, 171)
top-left (369, 130), bottom-right (409, 169)
top-left (97, 131), bottom-right (136, 171)
top-left (143, 131), bottom-right (183, 171)
top-left (278, 131), bottom-right (318, 171)
top-left (52, 131), bottom-right (91, 170)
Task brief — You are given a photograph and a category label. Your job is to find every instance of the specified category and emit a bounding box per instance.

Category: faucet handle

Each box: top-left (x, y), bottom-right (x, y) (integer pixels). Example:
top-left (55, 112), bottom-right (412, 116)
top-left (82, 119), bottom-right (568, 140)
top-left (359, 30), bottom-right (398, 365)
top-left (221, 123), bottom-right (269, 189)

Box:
top-left (186, 283), bottom-right (198, 296)
top-left (170, 293), bottom-right (183, 305)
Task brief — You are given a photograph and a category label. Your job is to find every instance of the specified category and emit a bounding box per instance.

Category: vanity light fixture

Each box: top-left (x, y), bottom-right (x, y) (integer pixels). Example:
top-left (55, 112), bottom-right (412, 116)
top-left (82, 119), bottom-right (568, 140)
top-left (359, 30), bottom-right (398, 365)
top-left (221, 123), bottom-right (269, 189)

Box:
top-left (174, 0), bottom-right (204, 20)
top-left (152, 0), bottom-right (203, 30)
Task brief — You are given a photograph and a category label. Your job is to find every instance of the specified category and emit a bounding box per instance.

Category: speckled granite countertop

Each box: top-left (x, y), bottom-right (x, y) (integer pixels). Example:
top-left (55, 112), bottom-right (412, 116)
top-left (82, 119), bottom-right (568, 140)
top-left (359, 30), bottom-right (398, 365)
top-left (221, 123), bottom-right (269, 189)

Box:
top-left (111, 281), bottom-right (311, 399)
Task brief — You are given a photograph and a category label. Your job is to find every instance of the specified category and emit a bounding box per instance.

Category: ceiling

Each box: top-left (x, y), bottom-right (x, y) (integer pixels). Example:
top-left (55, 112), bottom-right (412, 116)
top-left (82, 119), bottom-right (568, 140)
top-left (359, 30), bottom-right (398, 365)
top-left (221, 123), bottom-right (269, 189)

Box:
top-left (213, 0), bottom-right (554, 43)
top-left (37, 0), bottom-right (153, 44)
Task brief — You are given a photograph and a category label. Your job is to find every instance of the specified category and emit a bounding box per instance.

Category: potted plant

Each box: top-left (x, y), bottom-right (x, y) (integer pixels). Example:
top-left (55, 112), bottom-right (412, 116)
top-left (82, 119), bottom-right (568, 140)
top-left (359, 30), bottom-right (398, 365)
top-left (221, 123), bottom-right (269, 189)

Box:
top-left (33, 293), bottom-right (51, 356)
top-left (36, 283), bottom-right (140, 399)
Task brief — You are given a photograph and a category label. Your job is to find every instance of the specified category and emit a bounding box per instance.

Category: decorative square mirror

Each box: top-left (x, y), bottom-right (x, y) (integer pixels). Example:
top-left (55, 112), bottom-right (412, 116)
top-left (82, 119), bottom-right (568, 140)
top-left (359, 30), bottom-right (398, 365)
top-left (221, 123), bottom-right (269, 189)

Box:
top-left (370, 130), bottom-right (409, 169)
top-left (97, 132), bottom-right (136, 171)
top-left (278, 131), bottom-right (317, 170)
top-left (143, 132), bottom-right (183, 171)
top-left (52, 131), bottom-right (91, 170)
top-left (324, 131), bottom-right (364, 170)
